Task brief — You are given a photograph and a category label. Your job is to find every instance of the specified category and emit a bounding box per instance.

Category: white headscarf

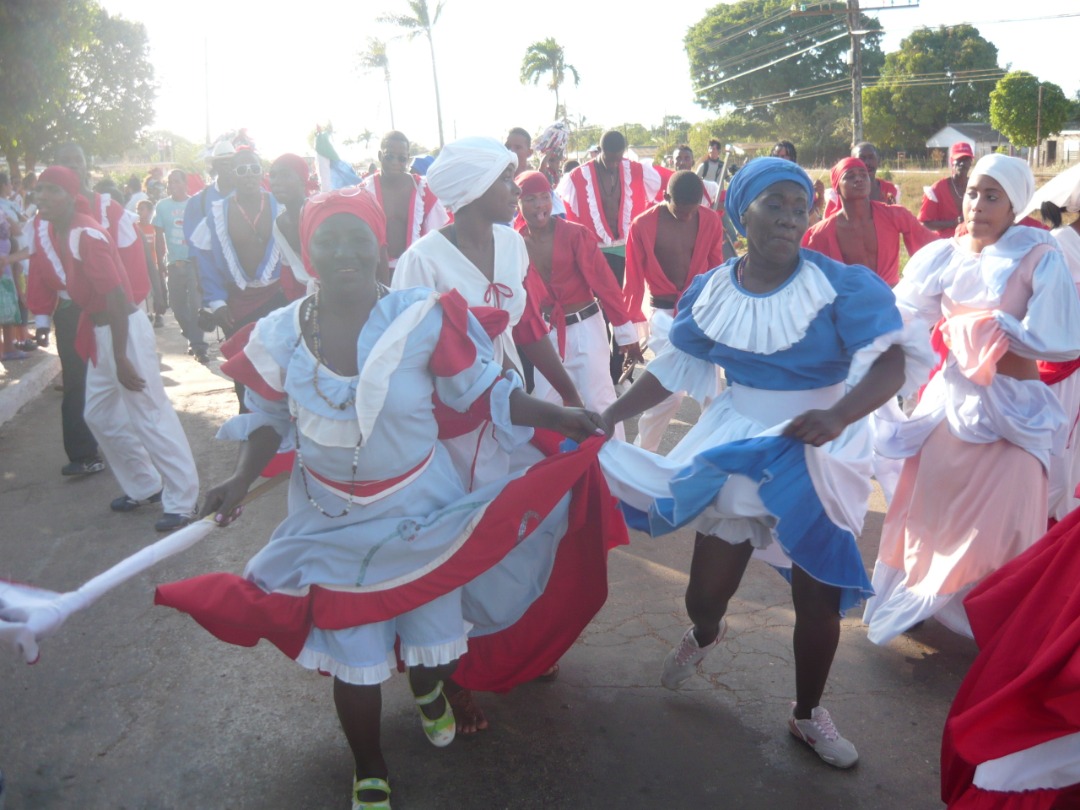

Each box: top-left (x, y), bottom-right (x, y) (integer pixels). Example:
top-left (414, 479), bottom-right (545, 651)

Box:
top-left (426, 137), bottom-right (516, 213)
top-left (969, 154), bottom-right (1036, 221)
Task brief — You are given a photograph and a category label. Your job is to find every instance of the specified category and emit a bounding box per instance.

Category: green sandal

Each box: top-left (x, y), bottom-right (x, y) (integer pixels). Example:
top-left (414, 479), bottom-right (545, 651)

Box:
top-left (414, 679), bottom-right (456, 747)
top-left (351, 775), bottom-right (391, 810)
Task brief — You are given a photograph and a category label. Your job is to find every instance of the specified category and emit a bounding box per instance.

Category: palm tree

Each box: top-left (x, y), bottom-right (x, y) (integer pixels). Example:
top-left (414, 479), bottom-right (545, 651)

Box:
top-left (358, 38), bottom-right (395, 130)
top-left (379, 1), bottom-right (445, 148)
top-left (520, 38), bottom-right (580, 120)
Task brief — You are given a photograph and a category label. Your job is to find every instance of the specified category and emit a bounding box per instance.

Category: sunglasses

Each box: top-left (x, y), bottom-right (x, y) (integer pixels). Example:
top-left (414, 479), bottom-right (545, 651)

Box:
top-left (382, 153), bottom-right (410, 164)
top-left (234, 163), bottom-right (263, 177)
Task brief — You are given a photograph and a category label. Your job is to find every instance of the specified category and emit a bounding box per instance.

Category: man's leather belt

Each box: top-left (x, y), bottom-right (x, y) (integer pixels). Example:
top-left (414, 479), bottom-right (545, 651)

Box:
top-left (546, 301), bottom-right (600, 326)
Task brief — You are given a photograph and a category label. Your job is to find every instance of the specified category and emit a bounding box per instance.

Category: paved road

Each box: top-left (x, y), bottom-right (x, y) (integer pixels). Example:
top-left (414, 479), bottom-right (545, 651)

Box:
top-left (0, 318), bottom-right (975, 809)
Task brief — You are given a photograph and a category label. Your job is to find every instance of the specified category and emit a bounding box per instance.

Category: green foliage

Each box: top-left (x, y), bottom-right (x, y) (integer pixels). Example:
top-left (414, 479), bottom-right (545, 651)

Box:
top-left (0, 0), bottom-right (156, 173)
top-left (684, 1), bottom-right (882, 160)
top-left (520, 38), bottom-right (580, 120)
top-left (990, 72), bottom-right (1071, 148)
top-left (862, 25), bottom-right (1000, 154)
top-left (686, 0), bottom-right (883, 120)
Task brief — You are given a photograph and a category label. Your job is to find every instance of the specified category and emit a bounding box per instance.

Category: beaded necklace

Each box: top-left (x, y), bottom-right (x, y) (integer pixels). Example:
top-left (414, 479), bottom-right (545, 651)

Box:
top-left (304, 286), bottom-right (386, 411)
top-left (295, 284), bottom-right (387, 519)
top-left (736, 255), bottom-right (749, 287)
top-left (295, 421), bottom-right (362, 519)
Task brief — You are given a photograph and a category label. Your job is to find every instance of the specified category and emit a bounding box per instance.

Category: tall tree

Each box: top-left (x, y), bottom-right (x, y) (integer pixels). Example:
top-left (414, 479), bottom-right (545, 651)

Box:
top-left (358, 38), bottom-right (395, 130)
top-left (519, 38), bottom-right (580, 120)
top-left (990, 72), bottom-right (1071, 155)
top-left (862, 25), bottom-right (1001, 154)
top-left (685, 0), bottom-right (883, 121)
top-left (0, 0), bottom-right (155, 175)
top-left (379, 1), bottom-right (446, 148)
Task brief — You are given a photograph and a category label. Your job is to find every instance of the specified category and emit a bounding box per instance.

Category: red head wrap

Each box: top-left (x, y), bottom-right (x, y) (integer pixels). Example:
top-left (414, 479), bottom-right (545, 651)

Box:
top-left (830, 157), bottom-right (868, 193)
top-left (516, 170), bottom-right (552, 197)
top-left (299, 187), bottom-right (387, 279)
top-left (272, 153), bottom-right (309, 182)
top-left (38, 166), bottom-right (82, 199)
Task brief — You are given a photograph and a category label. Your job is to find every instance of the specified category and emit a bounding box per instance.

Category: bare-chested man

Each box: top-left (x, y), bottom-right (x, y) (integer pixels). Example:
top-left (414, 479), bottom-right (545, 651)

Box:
top-left (557, 129), bottom-right (660, 381)
top-left (192, 147), bottom-right (285, 409)
top-left (361, 131), bottom-right (448, 281)
top-left (623, 171), bottom-right (725, 451)
top-left (505, 127), bottom-right (533, 177)
top-left (803, 157), bottom-right (935, 287)
top-left (823, 142), bottom-right (899, 219)
top-left (516, 170), bottom-right (642, 440)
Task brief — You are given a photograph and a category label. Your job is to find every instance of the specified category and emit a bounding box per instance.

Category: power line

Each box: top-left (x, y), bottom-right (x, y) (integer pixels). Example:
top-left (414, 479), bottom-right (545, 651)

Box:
top-left (734, 70), bottom-right (1007, 110)
top-left (706, 18), bottom-right (843, 74)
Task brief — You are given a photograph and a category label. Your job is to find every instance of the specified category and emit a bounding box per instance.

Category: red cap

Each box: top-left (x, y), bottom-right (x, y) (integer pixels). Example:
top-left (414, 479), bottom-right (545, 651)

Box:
top-left (950, 142), bottom-right (974, 160)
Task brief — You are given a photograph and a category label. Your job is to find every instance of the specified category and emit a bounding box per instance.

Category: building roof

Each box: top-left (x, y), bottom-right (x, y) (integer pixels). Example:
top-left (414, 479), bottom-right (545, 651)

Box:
top-left (926, 122), bottom-right (1010, 149)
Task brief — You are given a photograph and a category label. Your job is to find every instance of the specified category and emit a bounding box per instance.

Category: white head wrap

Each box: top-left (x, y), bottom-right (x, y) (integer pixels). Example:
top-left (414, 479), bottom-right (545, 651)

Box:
top-left (970, 154), bottom-right (1035, 221)
top-left (426, 137), bottom-right (516, 213)
top-left (1065, 177), bottom-right (1080, 213)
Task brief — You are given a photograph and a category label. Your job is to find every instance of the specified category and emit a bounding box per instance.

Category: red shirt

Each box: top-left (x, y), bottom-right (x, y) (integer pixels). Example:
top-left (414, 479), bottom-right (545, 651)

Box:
top-left (80, 191), bottom-right (151, 304)
top-left (516, 217), bottom-right (634, 356)
top-left (623, 203), bottom-right (725, 322)
top-left (802, 201), bottom-right (937, 287)
top-left (918, 176), bottom-right (964, 239)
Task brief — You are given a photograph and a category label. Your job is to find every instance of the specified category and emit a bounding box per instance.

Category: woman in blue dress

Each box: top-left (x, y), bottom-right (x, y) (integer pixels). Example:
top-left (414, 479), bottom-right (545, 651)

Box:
top-left (598, 158), bottom-right (932, 769)
top-left (157, 188), bottom-right (609, 809)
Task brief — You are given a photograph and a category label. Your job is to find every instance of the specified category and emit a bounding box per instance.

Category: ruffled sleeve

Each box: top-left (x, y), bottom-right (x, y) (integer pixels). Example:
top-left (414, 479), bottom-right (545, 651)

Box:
top-left (830, 265), bottom-right (903, 355)
top-left (891, 240), bottom-right (952, 325)
top-left (217, 389), bottom-right (292, 449)
top-left (829, 263), bottom-right (934, 395)
top-left (994, 245), bottom-right (1080, 362)
top-left (216, 303), bottom-right (299, 446)
top-left (432, 291), bottom-right (532, 451)
top-left (645, 271), bottom-right (722, 402)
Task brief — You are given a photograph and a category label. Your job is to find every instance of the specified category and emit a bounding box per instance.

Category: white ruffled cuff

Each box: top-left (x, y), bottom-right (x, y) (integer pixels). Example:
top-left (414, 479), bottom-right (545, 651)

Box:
top-left (296, 646), bottom-right (394, 686)
top-left (647, 347), bottom-right (720, 402)
top-left (847, 318), bottom-right (936, 396)
top-left (490, 370), bottom-right (534, 450)
top-left (400, 633), bottom-right (469, 668)
top-left (216, 412), bottom-right (292, 450)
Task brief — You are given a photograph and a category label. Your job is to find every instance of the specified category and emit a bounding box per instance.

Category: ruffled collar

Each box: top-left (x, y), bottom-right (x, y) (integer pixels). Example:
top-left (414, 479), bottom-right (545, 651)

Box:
top-left (942, 226), bottom-right (1058, 305)
top-left (210, 195), bottom-right (282, 290)
top-left (690, 256), bottom-right (837, 355)
top-left (278, 290), bottom-right (441, 448)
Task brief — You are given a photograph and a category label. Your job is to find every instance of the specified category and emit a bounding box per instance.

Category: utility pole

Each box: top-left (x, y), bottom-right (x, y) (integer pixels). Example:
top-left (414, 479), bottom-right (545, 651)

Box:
top-left (847, 0), bottom-right (863, 146)
top-left (1034, 82), bottom-right (1043, 168)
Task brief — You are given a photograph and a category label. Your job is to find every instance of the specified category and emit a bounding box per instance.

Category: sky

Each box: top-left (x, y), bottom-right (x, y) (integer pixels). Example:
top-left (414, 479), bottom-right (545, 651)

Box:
top-left (99, 0), bottom-right (1080, 163)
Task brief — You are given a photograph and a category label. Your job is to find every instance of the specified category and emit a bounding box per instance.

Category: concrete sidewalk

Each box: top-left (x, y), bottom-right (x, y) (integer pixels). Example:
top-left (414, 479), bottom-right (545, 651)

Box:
top-left (0, 343), bottom-right (60, 427)
top-left (0, 317), bottom-right (974, 809)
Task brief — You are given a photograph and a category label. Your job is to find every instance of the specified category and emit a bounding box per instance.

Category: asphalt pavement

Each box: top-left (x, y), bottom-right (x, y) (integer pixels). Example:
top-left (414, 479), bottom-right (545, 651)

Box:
top-left (0, 316), bottom-right (976, 809)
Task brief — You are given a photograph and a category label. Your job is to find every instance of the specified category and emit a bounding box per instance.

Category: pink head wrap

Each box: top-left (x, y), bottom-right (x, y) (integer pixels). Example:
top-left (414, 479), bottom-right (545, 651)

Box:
top-left (830, 157), bottom-right (868, 193)
top-left (299, 187), bottom-right (387, 280)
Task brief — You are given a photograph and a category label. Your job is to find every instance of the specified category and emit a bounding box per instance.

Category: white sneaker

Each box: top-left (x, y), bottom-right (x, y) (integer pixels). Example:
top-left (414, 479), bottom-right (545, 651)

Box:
top-left (788, 703), bottom-right (859, 768)
top-left (660, 622), bottom-right (726, 690)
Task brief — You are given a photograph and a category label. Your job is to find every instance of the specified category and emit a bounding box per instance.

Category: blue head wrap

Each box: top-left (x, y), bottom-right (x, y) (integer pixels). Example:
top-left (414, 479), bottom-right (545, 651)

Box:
top-left (725, 157), bottom-right (815, 236)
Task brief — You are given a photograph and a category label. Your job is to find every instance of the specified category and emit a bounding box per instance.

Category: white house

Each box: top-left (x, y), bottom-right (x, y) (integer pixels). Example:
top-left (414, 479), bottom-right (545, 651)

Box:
top-left (925, 123), bottom-right (1012, 161)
